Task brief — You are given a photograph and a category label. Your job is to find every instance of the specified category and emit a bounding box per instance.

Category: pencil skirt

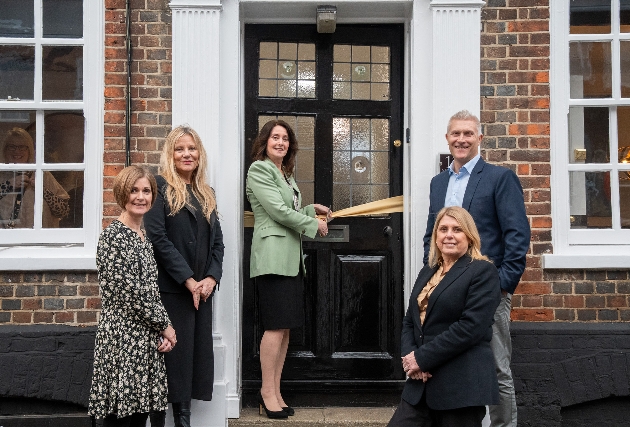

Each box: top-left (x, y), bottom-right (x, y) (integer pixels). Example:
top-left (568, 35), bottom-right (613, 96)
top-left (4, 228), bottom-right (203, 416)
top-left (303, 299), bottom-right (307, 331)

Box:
top-left (256, 273), bottom-right (304, 331)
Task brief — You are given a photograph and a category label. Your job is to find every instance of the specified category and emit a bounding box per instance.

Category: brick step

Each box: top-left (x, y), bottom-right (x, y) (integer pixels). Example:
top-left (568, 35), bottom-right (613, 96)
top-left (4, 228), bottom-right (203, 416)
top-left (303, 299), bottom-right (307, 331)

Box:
top-left (229, 407), bottom-right (395, 426)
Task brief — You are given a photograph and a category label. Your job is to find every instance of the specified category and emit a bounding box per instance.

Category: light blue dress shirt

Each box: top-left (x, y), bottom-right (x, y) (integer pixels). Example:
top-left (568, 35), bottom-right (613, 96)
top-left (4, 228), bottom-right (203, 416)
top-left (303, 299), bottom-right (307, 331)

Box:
top-left (444, 154), bottom-right (481, 207)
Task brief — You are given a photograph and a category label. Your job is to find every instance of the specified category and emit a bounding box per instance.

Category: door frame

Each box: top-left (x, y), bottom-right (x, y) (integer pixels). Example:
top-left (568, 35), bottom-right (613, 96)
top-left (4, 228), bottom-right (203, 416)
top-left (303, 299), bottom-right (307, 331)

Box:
top-left (169, 0), bottom-right (485, 421)
top-left (241, 23), bottom-right (406, 401)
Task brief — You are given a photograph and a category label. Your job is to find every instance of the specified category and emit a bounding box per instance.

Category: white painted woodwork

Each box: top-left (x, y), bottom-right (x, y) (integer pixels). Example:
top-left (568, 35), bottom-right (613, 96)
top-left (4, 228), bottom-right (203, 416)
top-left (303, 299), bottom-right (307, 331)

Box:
top-left (545, 0), bottom-right (630, 268)
top-left (0, 0), bottom-right (103, 270)
top-left (170, 1), bottom-right (231, 426)
top-left (162, 0), bottom-right (485, 424)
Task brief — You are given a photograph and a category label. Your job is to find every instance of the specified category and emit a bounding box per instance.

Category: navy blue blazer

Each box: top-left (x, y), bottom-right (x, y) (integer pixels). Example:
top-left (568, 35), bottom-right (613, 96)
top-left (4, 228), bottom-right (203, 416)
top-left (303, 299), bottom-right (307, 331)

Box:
top-left (401, 256), bottom-right (501, 410)
top-left (423, 158), bottom-right (530, 294)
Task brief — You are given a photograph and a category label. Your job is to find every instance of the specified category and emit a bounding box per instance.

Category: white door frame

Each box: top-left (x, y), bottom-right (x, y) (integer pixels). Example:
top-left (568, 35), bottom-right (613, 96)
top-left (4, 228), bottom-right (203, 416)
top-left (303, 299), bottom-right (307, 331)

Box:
top-left (168, 0), bottom-right (483, 424)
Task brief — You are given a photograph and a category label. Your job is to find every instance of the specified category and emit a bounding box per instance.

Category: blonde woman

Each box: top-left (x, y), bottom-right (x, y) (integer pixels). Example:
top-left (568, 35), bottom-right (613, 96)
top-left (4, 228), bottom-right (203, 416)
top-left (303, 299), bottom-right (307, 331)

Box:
top-left (388, 206), bottom-right (501, 427)
top-left (144, 125), bottom-right (225, 427)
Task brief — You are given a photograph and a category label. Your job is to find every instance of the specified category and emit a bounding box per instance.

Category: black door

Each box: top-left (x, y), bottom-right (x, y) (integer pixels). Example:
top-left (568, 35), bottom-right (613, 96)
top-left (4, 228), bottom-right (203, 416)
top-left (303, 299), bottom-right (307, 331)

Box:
top-left (243, 24), bottom-right (405, 404)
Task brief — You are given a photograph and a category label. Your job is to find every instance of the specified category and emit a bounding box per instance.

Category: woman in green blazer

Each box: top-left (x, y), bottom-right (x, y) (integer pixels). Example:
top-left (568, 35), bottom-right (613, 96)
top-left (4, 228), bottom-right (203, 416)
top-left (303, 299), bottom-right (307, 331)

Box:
top-left (246, 120), bottom-right (329, 419)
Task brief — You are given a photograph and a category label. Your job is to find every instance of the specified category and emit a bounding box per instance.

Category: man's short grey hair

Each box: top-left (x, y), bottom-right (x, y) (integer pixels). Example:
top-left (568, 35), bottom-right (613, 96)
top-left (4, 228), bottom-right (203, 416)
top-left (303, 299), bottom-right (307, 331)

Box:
top-left (447, 110), bottom-right (482, 135)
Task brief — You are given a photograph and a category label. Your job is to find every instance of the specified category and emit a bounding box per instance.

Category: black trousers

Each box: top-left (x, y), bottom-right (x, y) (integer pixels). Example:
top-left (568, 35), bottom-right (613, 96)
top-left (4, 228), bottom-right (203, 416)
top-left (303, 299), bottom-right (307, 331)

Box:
top-left (161, 291), bottom-right (214, 401)
top-left (102, 412), bottom-right (149, 427)
top-left (388, 394), bottom-right (485, 427)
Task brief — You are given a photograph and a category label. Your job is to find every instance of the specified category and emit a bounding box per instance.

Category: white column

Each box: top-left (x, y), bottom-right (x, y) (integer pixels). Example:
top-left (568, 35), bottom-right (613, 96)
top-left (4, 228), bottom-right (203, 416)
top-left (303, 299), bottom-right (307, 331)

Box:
top-left (169, 1), bottom-right (232, 426)
top-left (407, 0), bottom-right (484, 295)
top-left (170, 0), bottom-right (222, 187)
top-left (430, 0), bottom-right (484, 154)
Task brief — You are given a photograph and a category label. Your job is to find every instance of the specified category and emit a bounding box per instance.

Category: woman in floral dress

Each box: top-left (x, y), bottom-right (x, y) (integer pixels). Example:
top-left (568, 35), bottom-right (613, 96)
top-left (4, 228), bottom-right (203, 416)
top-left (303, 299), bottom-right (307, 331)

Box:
top-left (89, 165), bottom-right (177, 427)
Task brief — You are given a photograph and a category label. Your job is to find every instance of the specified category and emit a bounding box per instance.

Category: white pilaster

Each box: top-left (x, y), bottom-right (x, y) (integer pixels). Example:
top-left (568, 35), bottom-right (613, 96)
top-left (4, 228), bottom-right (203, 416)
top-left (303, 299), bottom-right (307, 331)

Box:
top-left (170, 0), bottom-right (222, 187)
top-left (169, 1), bottom-right (231, 426)
top-left (430, 0), bottom-right (484, 152)
top-left (407, 0), bottom-right (484, 295)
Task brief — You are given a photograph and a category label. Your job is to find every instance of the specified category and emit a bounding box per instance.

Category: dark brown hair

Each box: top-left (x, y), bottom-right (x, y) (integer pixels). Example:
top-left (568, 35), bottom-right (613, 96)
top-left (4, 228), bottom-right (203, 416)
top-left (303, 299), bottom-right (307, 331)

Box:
top-left (250, 119), bottom-right (299, 176)
top-left (113, 165), bottom-right (158, 210)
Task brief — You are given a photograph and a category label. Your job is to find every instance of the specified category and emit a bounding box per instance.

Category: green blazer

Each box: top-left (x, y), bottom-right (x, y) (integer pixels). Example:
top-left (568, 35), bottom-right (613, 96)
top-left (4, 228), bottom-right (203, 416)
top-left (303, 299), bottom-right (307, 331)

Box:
top-left (246, 159), bottom-right (318, 278)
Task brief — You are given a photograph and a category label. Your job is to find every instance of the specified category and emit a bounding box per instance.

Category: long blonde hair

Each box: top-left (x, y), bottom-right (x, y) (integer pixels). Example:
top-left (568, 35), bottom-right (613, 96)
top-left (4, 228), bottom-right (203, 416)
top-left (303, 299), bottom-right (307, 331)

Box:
top-left (428, 206), bottom-right (490, 268)
top-left (159, 125), bottom-right (216, 220)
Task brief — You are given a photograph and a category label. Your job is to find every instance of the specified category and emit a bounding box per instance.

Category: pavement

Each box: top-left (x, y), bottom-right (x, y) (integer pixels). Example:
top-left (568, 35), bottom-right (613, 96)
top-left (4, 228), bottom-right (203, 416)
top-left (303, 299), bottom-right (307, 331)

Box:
top-left (229, 407), bottom-right (396, 426)
top-left (229, 406), bottom-right (492, 426)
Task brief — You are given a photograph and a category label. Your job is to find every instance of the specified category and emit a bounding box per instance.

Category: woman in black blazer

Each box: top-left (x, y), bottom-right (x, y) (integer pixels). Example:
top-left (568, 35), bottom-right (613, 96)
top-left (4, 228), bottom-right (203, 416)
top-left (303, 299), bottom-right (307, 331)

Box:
top-left (144, 125), bottom-right (224, 427)
top-left (388, 206), bottom-right (501, 427)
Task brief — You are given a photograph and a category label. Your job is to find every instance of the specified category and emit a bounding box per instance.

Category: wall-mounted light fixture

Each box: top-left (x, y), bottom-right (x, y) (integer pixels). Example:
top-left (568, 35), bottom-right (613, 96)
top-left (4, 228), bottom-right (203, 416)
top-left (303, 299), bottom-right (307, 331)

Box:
top-left (317, 5), bottom-right (337, 33)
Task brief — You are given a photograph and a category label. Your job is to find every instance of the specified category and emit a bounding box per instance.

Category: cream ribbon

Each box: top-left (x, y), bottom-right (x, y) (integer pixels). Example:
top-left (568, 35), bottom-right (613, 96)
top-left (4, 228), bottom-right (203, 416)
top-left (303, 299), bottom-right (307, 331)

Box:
top-left (244, 195), bottom-right (403, 228)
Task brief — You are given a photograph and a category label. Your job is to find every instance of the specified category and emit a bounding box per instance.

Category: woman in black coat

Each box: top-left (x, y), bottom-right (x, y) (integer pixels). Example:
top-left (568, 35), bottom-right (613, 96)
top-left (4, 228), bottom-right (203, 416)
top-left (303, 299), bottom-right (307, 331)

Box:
top-left (144, 125), bottom-right (224, 427)
top-left (388, 206), bottom-right (501, 427)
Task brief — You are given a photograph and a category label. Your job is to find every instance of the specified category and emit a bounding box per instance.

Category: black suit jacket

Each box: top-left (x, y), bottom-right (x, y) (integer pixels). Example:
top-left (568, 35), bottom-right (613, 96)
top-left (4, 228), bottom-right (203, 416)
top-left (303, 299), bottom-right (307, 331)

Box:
top-left (144, 175), bottom-right (224, 293)
top-left (401, 255), bottom-right (501, 410)
top-left (423, 158), bottom-right (530, 294)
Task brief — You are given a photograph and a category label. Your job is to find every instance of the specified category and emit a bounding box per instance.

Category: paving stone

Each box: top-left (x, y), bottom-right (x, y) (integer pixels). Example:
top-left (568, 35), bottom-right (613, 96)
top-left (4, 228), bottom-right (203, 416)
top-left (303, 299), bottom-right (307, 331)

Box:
top-left (229, 407), bottom-right (396, 426)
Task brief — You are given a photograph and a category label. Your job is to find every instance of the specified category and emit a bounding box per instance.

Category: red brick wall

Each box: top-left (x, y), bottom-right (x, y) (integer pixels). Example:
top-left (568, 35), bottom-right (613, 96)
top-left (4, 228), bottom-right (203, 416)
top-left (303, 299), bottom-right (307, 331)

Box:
top-left (481, 0), bottom-right (630, 321)
top-left (1, 0), bottom-right (628, 325)
top-left (0, 273), bottom-right (100, 324)
top-left (0, 0), bottom-right (173, 326)
top-left (103, 0), bottom-right (173, 228)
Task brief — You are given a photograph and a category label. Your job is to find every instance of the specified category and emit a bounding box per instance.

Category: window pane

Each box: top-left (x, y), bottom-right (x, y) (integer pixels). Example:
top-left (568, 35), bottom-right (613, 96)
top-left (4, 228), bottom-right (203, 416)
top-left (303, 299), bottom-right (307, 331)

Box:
top-left (258, 42), bottom-right (315, 99)
top-left (333, 44), bottom-right (390, 101)
top-left (43, 0), bottom-right (82, 38)
top-left (0, 170), bottom-right (35, 228)
top-left (44, 111), bottom-right (84, 163)
top-left (296, 116), bottom-right (314, 149)
top-left (50, 170), bottom-right (82, 228)
top-left (0, 0), bottom-right (34, 37)
top-left (37, 172), bottom-right (70, 228)
top-left (621, 41), bottom-right (630, 97)
top-left (0, 45), bottom-right (35, 100)
top-left (570, 0), bottom-right (611, 34)
top-left (295, 149), bottom-right (313, 182)
top-left (622, 0), bottom-right (630, 33)
top-left (618, 107), bottom-right (630, 163)
top-left (0, 111), bottom-right (36, 164)
top-left (569, 171), bottom-right (612, 229)
top-left (332, 117), bottom-right (390, 212)
top-left (570, 42), bottom-right (612, 98)
top-left (568, 106), bottom-right (609, 164)
top-left (42, 46), bottom-right (83, 100)
top-left (620, 172), bottom-right (630, 228)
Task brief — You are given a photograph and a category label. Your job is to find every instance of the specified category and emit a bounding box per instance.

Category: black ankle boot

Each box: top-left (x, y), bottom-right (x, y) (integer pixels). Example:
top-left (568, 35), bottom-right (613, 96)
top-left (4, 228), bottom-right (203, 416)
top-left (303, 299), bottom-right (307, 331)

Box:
top-left (172, 401), bottom-right (191, 427)
top-left (149, 410), bottom-right (166, 427)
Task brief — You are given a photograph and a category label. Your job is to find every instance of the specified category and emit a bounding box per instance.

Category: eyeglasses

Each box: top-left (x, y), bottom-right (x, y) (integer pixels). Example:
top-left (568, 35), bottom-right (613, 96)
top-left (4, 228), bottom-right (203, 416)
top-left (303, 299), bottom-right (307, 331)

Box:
top-left (5, 144), bottom-right (29, 152)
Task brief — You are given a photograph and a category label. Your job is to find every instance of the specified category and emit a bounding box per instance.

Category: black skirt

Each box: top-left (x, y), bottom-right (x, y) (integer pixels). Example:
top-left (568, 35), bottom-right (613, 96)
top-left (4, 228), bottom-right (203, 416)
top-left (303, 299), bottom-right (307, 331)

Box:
top-left (256, 273), bottom-right (304, 330)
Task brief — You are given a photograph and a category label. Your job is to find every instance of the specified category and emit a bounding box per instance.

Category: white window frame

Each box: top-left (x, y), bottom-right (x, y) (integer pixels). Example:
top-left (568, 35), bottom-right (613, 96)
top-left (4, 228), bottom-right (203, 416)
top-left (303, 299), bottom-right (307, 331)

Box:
top-left (0, 0), bottom-right (103, 270)
top-left (546, 0), bottom-right (630, 268)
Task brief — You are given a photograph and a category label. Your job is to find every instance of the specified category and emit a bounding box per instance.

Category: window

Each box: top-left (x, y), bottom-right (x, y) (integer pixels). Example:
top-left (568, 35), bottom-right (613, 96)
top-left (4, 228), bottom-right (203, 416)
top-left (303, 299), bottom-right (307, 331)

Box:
top-left (0, 0), bottom-right (103, 269)
top-left (547, 0), bottom-right (630, 267)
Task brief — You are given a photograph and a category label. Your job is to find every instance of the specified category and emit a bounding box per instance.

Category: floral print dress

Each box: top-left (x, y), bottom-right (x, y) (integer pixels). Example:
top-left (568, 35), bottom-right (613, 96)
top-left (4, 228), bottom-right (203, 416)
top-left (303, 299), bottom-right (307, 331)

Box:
top-left (89, 220), bottom-right (171, 419)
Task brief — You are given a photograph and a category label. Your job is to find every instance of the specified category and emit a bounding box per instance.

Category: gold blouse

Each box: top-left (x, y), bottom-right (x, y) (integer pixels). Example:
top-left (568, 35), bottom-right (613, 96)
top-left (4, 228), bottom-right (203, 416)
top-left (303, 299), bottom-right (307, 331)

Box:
top-left (417, 265), bottom-right (446, 325)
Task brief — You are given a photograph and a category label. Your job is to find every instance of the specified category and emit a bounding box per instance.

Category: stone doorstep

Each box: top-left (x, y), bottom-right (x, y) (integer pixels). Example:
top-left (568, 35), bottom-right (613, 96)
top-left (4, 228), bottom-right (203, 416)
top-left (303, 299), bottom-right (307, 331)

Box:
top-left (229, 407), bottom-right (397, 426)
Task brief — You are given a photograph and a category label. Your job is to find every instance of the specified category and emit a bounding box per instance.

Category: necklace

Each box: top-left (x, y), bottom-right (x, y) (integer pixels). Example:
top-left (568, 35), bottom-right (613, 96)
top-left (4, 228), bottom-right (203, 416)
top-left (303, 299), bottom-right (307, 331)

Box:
top-left (282, 170), bottom-right (300, 211)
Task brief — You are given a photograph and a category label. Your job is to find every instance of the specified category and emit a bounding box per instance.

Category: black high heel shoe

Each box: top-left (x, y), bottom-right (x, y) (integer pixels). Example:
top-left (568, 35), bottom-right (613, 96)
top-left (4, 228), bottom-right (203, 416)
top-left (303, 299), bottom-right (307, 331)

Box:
top-left (282, 406), bottom-right (295, 416)
top-left (257, 391), bottom-right (288, 419)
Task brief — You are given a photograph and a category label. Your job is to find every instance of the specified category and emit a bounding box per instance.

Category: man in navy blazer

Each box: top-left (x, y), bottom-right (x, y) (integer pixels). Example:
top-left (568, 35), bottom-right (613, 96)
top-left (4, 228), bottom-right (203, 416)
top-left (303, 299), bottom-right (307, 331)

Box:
top-left (423, 110), bottom-right (530, 427)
